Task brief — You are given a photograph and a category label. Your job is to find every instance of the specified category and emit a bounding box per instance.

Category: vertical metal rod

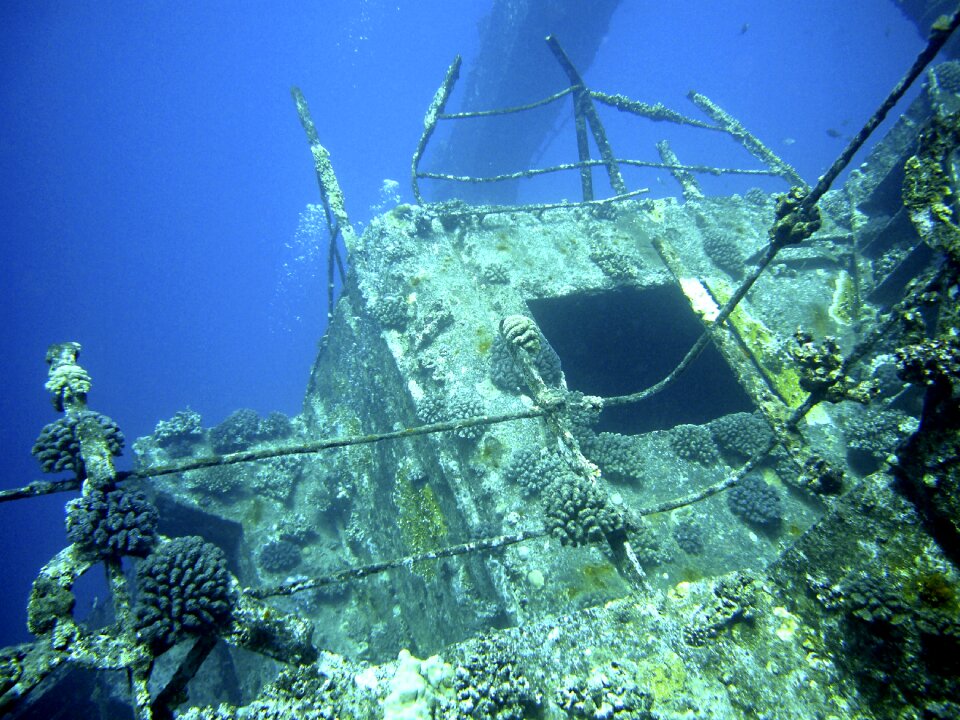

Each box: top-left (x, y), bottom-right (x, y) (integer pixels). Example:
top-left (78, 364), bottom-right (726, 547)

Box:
top-left (573, 98), bottom-right (594, 201)
top-left (546, 35), bottom-right (627, 196)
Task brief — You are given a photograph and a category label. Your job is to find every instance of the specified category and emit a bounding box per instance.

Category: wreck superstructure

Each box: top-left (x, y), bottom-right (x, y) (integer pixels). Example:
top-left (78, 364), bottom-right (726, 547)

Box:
top-left (2, 21), bottom-right (960, 720)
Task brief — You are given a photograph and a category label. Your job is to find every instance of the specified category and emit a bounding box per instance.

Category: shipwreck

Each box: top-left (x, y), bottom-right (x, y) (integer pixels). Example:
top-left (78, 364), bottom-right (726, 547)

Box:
top-left (2, 16), bottom-right (960, 720)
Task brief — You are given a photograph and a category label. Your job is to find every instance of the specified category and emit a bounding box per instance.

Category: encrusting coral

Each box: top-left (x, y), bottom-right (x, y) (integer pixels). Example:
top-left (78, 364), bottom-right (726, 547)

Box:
top-left (65, 486), bottom-right (159, 558)
top-left (135, 535), bottom-right (234, 653)
top-left (32, 411), bottom-right (125, 475)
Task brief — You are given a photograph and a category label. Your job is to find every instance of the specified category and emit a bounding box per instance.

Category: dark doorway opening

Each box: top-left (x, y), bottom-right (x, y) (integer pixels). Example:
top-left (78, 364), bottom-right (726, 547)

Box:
top-left (529, 285), bottom-right (754, 434)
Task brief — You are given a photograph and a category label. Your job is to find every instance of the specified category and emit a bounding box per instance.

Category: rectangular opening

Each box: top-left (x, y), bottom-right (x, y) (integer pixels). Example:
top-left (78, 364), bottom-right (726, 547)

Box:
top-left (529, 285), bottom-right (754, 433)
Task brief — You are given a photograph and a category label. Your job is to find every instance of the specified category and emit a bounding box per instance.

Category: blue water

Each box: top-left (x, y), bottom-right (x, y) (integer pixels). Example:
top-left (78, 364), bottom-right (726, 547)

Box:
top-left (0, 0), bottom-right (925, 647)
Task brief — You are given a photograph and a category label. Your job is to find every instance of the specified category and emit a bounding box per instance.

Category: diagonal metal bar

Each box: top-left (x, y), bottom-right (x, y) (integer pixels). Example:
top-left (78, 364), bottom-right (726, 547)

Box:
top-left (687, 91), bottom-right (806, 188)
top-left (411, 55), bottom-right (462, 204)
top-left (292, 87), bottom-right (353, 321)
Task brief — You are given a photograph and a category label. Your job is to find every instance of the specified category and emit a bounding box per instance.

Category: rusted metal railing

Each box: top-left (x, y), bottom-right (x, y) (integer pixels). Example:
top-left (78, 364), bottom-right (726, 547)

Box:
top-left (410, 36), bottom-right (802, 205)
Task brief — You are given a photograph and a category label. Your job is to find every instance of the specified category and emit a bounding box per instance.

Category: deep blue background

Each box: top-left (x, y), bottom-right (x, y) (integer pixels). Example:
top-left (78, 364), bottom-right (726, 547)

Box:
top-left (0, 1), bottom-right (923, 645)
